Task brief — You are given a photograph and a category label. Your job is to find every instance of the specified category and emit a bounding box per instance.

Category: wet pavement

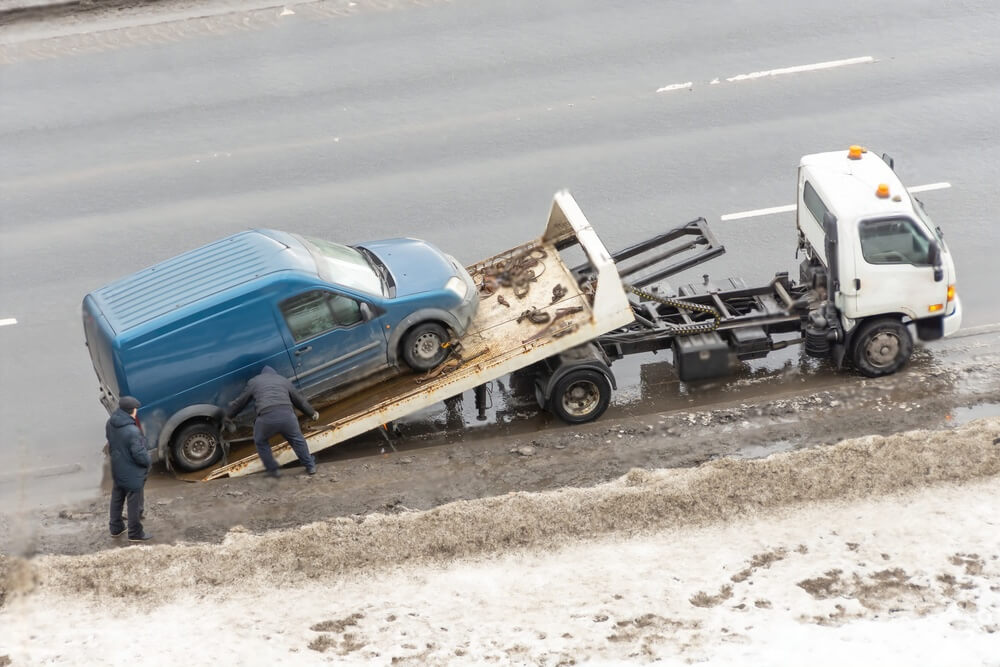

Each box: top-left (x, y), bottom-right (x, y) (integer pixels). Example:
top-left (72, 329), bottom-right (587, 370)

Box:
top-left (2, 0), bottom-right (999, 520)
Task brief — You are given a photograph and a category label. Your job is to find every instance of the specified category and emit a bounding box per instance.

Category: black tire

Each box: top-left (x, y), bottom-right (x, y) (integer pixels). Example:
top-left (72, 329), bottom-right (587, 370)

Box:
top-left (549, 368), bottom-right (612, 424)
top-left (171, 421), bottom-right (223, 472)
top-left (402, 322), bottom-right (450, 371)
top-left (851, 317), bottom-right (913, 377)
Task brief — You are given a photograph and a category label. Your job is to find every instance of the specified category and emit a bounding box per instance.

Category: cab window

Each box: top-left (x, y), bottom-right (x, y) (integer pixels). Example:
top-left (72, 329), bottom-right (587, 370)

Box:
top-left (802, 181), bottom-right (831, 228)
top-left (858, 217), bottom-right (932, 265)
top-left (280, 291), bottom-right (363, 342)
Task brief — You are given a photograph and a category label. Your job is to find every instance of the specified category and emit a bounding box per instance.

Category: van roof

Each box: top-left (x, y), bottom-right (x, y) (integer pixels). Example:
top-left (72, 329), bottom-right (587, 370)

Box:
top-left (90, 230), bottom-right (316, 334)
top-left (799, 148), bottom-right (917, 223)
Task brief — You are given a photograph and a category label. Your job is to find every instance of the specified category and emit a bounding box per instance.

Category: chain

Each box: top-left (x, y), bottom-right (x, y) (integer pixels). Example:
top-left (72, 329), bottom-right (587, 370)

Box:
top-left (475, 246), bottom-right (548, 300)
top-left (624, 284), bottom-right (720, 335)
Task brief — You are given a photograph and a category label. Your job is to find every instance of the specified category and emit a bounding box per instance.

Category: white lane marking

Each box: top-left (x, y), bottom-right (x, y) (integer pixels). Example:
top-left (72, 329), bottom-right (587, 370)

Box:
top-left (725, 56), bottom-right (875, 82)
top-left (656, 81), bottom-right (693, 93)
top-left (0, 318), bottom-right (17, 327)
top-left (720, 205), bottom-right (796, 221)
top-left (720, 183), bottom-right (952, 221)
top-left (657, 56), bottom-right (874, 93)
top-left (908, 182), bottom-right (951, 193)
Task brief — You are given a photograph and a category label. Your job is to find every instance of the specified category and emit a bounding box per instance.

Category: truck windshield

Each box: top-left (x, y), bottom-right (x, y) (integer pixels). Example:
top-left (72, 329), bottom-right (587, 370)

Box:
top-left (909, 194), bottom-right (945, 245)
top-left (299, 236), bottom-right (384, 296)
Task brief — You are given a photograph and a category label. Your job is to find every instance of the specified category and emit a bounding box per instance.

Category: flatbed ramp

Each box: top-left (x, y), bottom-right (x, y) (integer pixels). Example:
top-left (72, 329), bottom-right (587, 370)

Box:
top-left (203, 191), bottom-right (634, 479)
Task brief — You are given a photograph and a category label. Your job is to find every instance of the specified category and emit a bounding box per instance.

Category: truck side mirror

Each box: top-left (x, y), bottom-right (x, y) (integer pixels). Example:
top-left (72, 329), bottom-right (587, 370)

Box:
top-left (928, 241), bottom-right (943, 282)
top-left (360, 302), bottom-right (374, 321)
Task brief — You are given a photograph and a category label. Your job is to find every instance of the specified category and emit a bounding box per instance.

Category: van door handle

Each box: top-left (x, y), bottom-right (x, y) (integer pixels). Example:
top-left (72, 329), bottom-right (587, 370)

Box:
top-left (854, 279), bottom-right (861, 290)
top-left (295, 346), bottom-right (312, 355)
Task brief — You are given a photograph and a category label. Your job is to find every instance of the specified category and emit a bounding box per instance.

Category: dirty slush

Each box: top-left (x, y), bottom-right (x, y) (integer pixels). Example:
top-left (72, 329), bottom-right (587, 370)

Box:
top-left (2, 339), bottom-right (1000, 663)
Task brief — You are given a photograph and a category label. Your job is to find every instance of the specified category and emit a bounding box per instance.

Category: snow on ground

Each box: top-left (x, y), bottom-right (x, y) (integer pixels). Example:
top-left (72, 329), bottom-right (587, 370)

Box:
top-left (2, 418), bottom-right (999, 665)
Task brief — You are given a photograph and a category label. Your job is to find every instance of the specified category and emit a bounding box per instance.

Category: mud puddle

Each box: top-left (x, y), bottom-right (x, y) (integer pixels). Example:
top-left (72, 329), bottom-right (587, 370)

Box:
top-left (950, 401), bottom-right (1000, 425)
top-left (728, 438), bottom-right (799, 460)
top-left (338, 351), bottom-right (848, 447)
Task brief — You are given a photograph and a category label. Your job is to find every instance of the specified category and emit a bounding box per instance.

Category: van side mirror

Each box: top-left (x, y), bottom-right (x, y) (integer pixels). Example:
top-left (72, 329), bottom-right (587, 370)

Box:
top-left (359, 302), bottom-right (374, 321)
top-left (928, 241), bottom-right (943, 282)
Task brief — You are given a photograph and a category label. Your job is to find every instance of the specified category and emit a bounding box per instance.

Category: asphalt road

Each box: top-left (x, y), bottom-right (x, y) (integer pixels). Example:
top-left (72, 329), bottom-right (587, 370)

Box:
top-left (1, 0), bottom-right (999, 510)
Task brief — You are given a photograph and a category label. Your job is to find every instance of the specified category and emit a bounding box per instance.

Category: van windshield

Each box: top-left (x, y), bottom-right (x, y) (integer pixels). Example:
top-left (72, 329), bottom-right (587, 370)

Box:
top-left (299, 235), bottom-right (384, 296)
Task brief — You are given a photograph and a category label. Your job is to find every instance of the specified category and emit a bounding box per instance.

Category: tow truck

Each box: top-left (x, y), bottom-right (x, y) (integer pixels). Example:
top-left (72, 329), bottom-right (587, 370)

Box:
top-left (203, 146), bottom-right (960, 479)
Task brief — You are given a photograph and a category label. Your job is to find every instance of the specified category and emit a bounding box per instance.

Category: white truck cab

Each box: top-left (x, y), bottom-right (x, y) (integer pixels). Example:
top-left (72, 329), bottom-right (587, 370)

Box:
top-left (795, 146), bottom-right (962, 376)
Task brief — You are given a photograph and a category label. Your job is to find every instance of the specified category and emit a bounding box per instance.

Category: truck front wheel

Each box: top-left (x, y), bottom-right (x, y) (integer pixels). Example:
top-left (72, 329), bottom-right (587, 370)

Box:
top-left (549, 369), bottom-right (612, 424)
top-left (171, 421), bottom-right (223, 472)
top-left (851, 318), bottom-right (913, 378)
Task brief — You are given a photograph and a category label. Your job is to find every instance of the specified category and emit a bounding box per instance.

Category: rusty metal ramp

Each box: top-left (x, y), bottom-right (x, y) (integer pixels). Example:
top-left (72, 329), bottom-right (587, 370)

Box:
top-left (202, 191), bottom-right (634, 479)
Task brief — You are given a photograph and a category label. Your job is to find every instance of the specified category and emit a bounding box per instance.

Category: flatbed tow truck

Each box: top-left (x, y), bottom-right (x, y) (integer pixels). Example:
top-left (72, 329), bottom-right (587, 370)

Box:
top-left (202, 147), bottom-right (961, 479)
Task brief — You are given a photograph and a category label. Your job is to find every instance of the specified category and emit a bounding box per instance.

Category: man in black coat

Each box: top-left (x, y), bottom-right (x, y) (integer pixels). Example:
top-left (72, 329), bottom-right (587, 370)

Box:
top-left (107, 395), bottom-right (152, 542)
top-left (226, 365), bottom-right (319, 477)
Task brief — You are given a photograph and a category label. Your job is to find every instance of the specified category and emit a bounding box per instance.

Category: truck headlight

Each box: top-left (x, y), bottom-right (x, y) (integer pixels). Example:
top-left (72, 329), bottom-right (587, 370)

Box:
top-left (445, 276), bottom-right (468, 299)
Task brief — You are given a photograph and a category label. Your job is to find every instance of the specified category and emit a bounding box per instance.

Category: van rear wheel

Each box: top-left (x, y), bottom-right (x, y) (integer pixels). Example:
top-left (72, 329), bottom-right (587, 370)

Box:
top-left (172, 422), bottom-right (223, 472)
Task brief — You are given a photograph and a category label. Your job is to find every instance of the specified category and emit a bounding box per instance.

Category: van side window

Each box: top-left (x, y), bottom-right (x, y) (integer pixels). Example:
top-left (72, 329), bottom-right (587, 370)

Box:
top-left (281, 291), bottom-right (363, 342)
top-left (858, 217), bottom-right (931, 266)
top-left (328, 294), bottom-right (362, 327)
top-left (802, 181), bottom-right (831, 227)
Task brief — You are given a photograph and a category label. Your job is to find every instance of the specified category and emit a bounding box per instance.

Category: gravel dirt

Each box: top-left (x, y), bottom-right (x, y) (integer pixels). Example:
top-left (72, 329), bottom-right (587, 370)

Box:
top-left (3, 328), bottom-right (999, 559)
top-left (1, 331), bottom-right (998, 664)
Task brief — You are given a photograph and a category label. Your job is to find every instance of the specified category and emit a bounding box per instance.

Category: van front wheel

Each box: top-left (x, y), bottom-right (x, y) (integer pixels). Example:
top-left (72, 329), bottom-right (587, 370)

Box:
top-left (402, 322), bottom-right (450, 371)
top-left (171, 422), bottom-right (223, 472)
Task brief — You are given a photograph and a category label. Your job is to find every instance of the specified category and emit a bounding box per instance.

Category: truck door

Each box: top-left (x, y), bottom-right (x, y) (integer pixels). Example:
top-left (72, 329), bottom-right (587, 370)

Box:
top-left (853, 216), bottom-right (948, 320)
top-left (278, 289), bottom-right (388, 395)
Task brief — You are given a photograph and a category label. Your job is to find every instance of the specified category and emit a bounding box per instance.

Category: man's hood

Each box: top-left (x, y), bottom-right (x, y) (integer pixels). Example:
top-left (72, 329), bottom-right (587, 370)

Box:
top-left (109, 408), bottom-right (136, 429)
top-left (262, 365), bottom-right (277, 375)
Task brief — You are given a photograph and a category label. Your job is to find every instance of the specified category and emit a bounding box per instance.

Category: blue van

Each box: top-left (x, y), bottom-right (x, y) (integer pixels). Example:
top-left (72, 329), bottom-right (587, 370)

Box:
top-left (83, 229), bottom-right (478, 472)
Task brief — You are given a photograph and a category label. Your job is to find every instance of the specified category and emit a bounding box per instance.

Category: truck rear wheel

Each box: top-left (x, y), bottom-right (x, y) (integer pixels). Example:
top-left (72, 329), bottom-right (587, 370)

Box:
top-left (851, 318), bottom-right (913, 378)
top-left (402, 322), bottom-right (449, 371)
top-left (549, 368), bottom-right (612, 424)
top-left (171, 421), bottom-right (223, 472)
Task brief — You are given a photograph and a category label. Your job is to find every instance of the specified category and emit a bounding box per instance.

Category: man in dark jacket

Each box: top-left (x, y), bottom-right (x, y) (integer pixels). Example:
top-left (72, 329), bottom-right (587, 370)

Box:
top-left (226, 366), bottom-right (319, 477)
top-left (107, 395), bottom-right (152, 542)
